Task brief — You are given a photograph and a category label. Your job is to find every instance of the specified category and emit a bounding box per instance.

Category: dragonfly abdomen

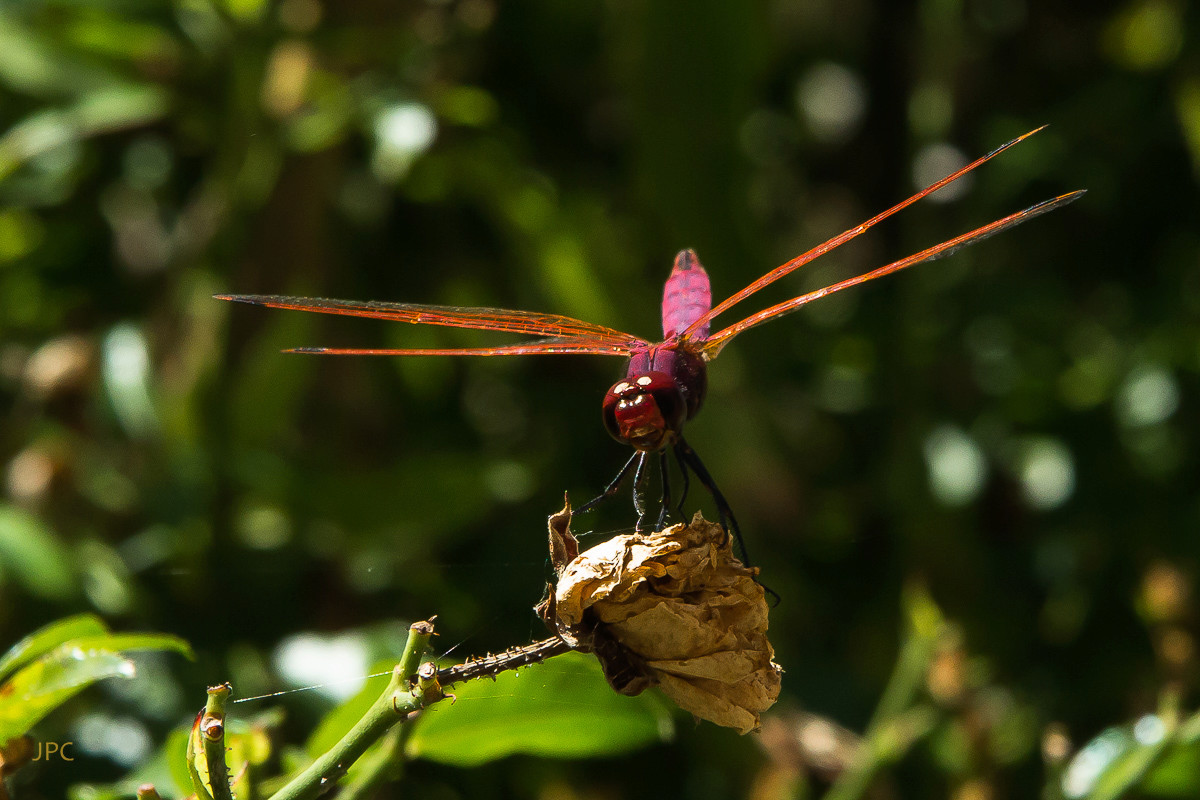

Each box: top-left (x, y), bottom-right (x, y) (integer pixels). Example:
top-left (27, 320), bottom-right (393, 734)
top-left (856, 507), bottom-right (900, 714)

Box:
top-left (662, 249), bottom-right (712, 339)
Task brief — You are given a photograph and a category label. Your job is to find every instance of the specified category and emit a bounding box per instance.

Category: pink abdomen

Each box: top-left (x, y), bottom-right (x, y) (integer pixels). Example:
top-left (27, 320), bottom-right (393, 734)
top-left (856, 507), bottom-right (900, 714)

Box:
top-left (661, 249), bottom-right (712, 339)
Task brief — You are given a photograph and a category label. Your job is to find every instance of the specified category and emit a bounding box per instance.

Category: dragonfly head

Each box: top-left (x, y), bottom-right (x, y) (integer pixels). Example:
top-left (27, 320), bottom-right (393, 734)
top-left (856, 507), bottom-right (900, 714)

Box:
top-left (602, 372), bottom-right (686, 452)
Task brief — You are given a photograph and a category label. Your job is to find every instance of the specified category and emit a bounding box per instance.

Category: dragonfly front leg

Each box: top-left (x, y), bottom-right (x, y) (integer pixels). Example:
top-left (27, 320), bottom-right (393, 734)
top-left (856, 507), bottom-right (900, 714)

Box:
top-left (576, 451), bottom-right (641, 517)
top-left (631, 453), bottom-right (650, 530)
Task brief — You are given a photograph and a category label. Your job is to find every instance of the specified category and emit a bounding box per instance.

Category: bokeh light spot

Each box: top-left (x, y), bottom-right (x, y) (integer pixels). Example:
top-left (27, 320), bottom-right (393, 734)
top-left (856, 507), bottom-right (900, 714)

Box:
top-left (1133, 714), bottom-right (1165, 746)
top-left (923, 425), bottom-right (988, 506)
top-left (1063, 728), bottom-right (1129, 798)
top-left (1018, 438), bottom-right (1075, 511)
top-left (485, 460), bottom-right (534, 503)
top-left (1103, 0), bottom-right (1183, 71)
top-left (796, 63), bottom-right (866, 144)
top-left (273, 633), bottom-right (370, 701)
top-left (440, 86), bottom-right (498, 127)
top-left (0, 208), bottom-right (45, 261)
top-left (102, 323), bottom-right (159, 439)
top-left (1116, 364), bottom-right (1179, 427)
top-left (912, 142), bottom-right (970, 203)
top-left (237, 502), bottom-right (292, 549)
top-left (372, 103), bottom-right (438, 182)
top-left (73, 713), bottom-right (151, 766)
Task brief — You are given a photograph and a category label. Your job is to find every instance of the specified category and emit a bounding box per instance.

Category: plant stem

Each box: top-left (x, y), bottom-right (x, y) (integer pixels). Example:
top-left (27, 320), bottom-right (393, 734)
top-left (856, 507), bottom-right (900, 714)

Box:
top-left (824, 586), bottom-right (944, 800)
top-left (436, 636), bottom-right (571, 687)
top-left (336, 724), bottom-right (407, 800)
top-left (201, 684), bottom-right (234, 800)
top-left (267, 622), bottom-right (434, 800)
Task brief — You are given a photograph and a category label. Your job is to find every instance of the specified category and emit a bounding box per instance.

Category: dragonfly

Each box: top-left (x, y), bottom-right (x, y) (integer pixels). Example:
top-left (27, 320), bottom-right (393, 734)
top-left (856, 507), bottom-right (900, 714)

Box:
top-left (218, 127), bottom-right (1083, 557)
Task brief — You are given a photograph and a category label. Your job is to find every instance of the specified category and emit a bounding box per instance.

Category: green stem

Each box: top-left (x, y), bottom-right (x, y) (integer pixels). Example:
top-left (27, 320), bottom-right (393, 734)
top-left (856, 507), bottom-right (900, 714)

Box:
top-left (824, 586), bottom-right (944, 800)
top-left (268, 622), bottom-right (434, 800)
top-left (1087, 690), bottom-right (1182, 800)
top-left (201, 684), bottom-right (234, 800)
top-left (337, 724), bottom-right (407, 800)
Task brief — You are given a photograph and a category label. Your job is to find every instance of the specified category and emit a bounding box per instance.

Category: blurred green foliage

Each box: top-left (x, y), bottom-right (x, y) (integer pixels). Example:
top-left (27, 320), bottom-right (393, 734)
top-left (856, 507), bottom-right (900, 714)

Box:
top-left (0, 614), bottom-right (189, 760)
top-left (0, 0), bottom-right (1198, 797)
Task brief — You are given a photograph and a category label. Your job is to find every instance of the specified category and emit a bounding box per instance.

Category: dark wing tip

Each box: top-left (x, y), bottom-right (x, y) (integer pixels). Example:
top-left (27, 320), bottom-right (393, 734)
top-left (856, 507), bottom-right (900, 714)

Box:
top-left (1032, 189), bottom-right (1087, 215)
top-left (214, 294), bottom-right (270, 305)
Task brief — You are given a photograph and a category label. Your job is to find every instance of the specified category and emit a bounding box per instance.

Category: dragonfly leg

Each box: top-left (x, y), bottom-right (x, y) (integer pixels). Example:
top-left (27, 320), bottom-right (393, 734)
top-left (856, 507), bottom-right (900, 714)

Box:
top-left (576, 451), bottom-right (641, 517)
top-left (656, 449), bottom-right (671, 530)
top-left (675, 446), bottom-right (690, 518)
top-left (674, 438), bottom-right (778, 605)
top-left (673, 437), bottom-right (747, 562)
top-left (632, 453), bottom-right (650, 530)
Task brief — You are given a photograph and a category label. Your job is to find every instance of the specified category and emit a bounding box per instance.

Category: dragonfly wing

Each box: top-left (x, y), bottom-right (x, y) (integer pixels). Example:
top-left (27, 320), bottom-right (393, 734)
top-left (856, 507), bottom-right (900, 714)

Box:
top-left (217, 294), bottom-right (647, 351)
top-left (700, 189), bottom-right (1086, 358)
top-left (683, 126), bottom-right (1051, 339)
top-left (286, 340), bottom-right (638, 357)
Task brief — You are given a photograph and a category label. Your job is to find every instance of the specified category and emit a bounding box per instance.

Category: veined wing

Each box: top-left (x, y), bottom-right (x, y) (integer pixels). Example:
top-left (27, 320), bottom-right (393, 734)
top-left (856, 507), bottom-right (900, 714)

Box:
top-left (682, 126), bottom-right (1050, 342)
top-left (284, 341), bottom-right (637, 357)
top-left (700, 189), bottom-right (1086, 358)
top-left (216, 294), bottom-right (649, 355)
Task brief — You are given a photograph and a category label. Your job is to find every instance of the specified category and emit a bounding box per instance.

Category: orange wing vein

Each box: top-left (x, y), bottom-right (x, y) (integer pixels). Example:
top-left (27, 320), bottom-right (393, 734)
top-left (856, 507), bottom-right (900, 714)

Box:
top-left (700, 189), bottom-right (1086, 358)
top-left (682, 126), bottom-right (1051, 342)
top-left (216, 294), bottom-right (648, 356)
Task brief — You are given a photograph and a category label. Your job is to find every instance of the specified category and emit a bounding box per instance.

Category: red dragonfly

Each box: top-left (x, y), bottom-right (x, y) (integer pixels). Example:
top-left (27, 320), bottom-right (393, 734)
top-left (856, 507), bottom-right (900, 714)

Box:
top-left (218, 127), bottom-right (1083, 550)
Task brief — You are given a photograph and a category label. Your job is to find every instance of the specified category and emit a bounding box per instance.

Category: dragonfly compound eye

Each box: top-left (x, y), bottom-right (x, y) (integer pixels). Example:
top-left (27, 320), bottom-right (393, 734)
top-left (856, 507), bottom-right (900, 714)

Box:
top-left (602, 372), bottom-right (686, 451)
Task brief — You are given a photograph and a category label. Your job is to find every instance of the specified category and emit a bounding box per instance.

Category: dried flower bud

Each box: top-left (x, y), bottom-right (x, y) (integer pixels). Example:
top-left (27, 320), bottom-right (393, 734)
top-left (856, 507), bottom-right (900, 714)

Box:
top-left (549, 511), bottom-right (782, 734)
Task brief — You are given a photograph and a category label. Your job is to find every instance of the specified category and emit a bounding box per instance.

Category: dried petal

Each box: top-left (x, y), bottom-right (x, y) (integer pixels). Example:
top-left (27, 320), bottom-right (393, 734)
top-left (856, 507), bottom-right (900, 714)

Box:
top-left (546, 497), bottom-right (578, 577)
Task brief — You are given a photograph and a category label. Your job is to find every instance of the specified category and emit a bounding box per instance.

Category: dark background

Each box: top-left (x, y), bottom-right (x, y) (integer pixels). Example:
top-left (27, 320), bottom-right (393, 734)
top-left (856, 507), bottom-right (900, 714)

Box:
top-left (1, 0), bottom-right (1197, 797)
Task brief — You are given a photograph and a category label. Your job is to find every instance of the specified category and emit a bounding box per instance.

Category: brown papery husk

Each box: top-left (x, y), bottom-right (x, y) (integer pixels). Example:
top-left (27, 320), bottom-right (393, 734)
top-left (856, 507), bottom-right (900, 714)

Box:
top-left (550, 512), bottom-right (782, 734)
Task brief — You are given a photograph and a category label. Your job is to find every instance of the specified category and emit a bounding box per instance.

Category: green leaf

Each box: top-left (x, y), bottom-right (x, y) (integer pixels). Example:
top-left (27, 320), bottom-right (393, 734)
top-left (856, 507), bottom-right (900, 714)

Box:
top-left (0, 646), bottom-right (134, 742)
top-left (164, 725), bottom-right (197, 799)
top-left (0, 14), bottom-right (112, 97)
top-left (1143, 741), bottom-right (1200, 796)
top-left (406, 652), bottom-right (673, 766)
top-left (304, 671), bottom-right (386, 758)
top-left (0, 505), bottom-right (76, 601)
top-left (63, 633), bottom-right (194, 662)
top-left (72, 84), bottom-right (169, 138)
top-left (0, 625), bottom-right (192, 743)
top-left (0, 85), bottom-right (168, 183)
top-left (0, 613), bottom-right (108, 682)
top-left (186, 709), bottom-right (215, 800)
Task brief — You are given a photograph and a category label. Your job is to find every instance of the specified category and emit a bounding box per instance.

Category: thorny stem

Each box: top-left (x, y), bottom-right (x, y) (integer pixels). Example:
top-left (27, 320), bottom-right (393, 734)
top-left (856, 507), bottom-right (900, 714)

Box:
top-left (201, 684), bottom-right (234, 800)
top-left (263, 626), bottom-right (571, 800)
top-left (170, 623), bottom-right (571, 800)
top-left (312, 633), bottom-right (573, 796)
top-left (436, 636), bottom-right (572, 687)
